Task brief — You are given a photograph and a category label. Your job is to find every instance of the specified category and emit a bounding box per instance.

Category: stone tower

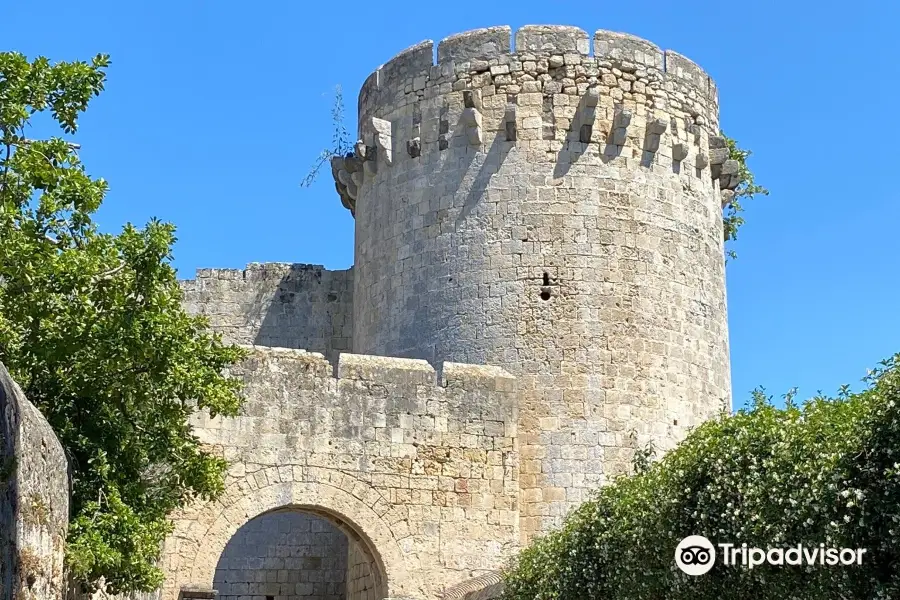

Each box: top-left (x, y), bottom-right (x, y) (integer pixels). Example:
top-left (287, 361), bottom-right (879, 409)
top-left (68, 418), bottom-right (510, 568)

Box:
top-left (174, 24), bottom-right (737, 600)
top-left (333, 25), bottom-right (732, 540)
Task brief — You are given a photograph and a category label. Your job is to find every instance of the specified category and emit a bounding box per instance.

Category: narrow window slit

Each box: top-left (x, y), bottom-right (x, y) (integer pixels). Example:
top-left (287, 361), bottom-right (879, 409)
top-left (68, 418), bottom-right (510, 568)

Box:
top-left (540, 272), bottom-right (552, 300)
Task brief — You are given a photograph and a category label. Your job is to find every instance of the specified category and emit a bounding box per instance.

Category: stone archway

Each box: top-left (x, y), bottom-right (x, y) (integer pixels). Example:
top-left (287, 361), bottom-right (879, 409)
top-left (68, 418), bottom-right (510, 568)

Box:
top-left (164, 474), bottom-right (425, 600)
top-left (212, 507), bottom-right (381, 600)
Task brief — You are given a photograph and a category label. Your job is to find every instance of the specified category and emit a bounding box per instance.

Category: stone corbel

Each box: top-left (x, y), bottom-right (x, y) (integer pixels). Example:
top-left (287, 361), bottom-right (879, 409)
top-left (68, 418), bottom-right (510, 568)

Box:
top-left (612, 108), bottom-right (632, 146)
top-left (720, 189), bottom-right (735, 208)
top-left (462, 90), bottom-right (483, 146)
top-left (688, 123), bottom-right (704, 145)
top-left (718, 159), bottom-right (741, 190)
top-left (356, 140), bottom-right (377, 177)
top-left (368, 117), bottom-right (393, 166)
top-left (643, 118), bottom-right (668, 153)
top-left (707, 135), bottom-right (729, 180)
top-left (696, 152), bottom-right (709, 170)
top-left (331, 154), bottom-right (362, 216)
top-left (461, 107), bottom-right (483, 146)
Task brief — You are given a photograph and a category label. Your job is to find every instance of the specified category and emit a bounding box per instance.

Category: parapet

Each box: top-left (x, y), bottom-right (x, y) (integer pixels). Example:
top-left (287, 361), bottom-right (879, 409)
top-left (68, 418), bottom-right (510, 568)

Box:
top-left (203, 346), bottom-right (519, 446)
top-left (359, 25), bottom-right (716, 120)
top-left (183, 262), bottom-right (336, 283)
top-left (332, 25), bottom-right (726, 213)
top-left (237, 346), bottom-right (517, 393)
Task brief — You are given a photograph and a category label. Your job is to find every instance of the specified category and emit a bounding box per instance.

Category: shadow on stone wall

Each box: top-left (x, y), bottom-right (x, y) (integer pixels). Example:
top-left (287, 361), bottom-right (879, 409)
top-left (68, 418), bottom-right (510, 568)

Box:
top-left (250, 264), bottom-right (353, 366)
top-left (1, 361), bottom-right (69, 600)
top-left (179, 263), bottom-right (353, 367)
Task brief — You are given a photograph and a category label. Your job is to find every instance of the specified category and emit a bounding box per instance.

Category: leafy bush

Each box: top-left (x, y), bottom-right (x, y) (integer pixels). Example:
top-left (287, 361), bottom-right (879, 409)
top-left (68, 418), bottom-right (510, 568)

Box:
top-left (502, 354), bottom-right (900, 600)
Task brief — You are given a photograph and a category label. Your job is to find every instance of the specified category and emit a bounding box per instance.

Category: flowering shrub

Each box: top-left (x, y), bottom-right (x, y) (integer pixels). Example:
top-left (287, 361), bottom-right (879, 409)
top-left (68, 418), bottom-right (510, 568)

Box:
top-left (502, 354), bottom-right (900, 600)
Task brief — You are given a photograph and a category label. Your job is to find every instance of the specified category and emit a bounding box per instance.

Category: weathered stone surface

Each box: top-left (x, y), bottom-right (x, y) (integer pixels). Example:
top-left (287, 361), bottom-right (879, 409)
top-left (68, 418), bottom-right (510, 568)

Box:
top-left (437, 27), bottom-right (511, 64)
top-left (720, 189), bottom-right (735, 208)
top-left (331, 155), bottom-right (361, 215)
top-left (718, 159), bottom-right (741, 190)
top-left (696, 151), bottom-right (709, 169)
top-left (179, 263), bottom-right (353, 364)
top-left (368, 117), bottom-right (393, 166)
top-left (643, 117), bottom-right (668, 152)
top-left (515, 25), bottom-right (590, 55)
top-left (460, 107), bottom-right (483, 145)
top-left (1, 362), bottom-right (68, 600)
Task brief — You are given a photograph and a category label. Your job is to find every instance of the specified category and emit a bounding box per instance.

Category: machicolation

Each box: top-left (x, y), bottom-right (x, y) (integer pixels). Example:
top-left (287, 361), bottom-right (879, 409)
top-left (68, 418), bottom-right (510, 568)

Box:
top-left (169, 24), bottom-right (734, 600)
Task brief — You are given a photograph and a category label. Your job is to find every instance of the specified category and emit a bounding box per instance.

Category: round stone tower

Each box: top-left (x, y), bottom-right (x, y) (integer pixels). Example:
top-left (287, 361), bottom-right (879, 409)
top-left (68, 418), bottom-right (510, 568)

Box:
top-left (332, 25), bottom-right (733, 541)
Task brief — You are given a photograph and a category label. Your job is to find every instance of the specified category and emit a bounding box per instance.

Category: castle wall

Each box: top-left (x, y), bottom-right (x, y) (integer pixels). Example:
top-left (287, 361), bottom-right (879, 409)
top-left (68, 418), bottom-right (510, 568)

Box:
top-left (180, 264), bottom-right (353, 362)
top-left (348, 25), bottom-right (731, 540)
top-left (213, 510), bottom-right (348, 600)
top-left (1, 362), bottom-right (69, 600)
top-left (162, 347), bottom-right (519, 600)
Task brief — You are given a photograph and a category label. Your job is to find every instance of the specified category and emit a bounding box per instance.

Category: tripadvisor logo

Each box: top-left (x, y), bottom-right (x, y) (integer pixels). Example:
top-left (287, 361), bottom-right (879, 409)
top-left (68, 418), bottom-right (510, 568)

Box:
top-left (674, 536), bottom-right (867, 576)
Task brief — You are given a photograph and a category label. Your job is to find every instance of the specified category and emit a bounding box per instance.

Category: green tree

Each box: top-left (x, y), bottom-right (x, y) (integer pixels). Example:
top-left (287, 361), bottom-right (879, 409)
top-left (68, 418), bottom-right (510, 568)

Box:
top-left (721, 134), bottom-right (769, 259)
top-left (0, 52), bottom-right (246, 592)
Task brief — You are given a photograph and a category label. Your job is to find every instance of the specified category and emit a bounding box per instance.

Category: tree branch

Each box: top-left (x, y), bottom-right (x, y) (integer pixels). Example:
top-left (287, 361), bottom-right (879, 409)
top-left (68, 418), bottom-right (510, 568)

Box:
top-left (92, 261), bottom-right (126, 282)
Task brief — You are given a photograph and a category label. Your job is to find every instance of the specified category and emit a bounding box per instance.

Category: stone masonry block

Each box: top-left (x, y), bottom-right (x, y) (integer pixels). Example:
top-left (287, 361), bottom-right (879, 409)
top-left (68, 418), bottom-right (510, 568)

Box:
top-left (593, 30), bottom-right (664, 70)
top-left (379, 40), bottom-right (434, 90)
top-left (1, 362), bottom-right (69, 600)
top-left (437, 27), bottom-right (511, 65)
top-left (440, 363), bottom-right (517, 393)
top-left (515, 25), bottom-right (590, 55)
top-left (337, 353), bottom-right (435, 386)
top-left (368, 117), bottom-right (393, 166)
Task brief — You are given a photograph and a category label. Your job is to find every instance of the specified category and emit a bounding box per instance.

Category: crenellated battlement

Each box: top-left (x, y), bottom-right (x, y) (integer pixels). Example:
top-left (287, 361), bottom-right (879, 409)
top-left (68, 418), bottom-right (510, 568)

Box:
top-left (359, 26), bottom-right (716, 114)
top-left (333, 25), bottom-right (730, 215)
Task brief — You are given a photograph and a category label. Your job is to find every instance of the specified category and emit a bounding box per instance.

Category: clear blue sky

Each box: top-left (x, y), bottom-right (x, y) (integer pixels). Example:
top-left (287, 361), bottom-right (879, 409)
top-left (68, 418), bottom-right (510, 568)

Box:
top-left (4, 1), bottom-right (898, 409)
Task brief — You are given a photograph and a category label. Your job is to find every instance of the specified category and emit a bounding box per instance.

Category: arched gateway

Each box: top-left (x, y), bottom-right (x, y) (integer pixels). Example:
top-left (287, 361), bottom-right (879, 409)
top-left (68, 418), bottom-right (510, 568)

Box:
top-left (213, 508), bottom-right (378, 600)
top-left (163, 477), bottom-right (405, 600)
top-left (158, 348), bottom-right (521, 600)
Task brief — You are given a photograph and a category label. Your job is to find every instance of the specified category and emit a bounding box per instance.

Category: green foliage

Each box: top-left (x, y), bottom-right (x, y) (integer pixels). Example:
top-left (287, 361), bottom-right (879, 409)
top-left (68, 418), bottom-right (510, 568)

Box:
top-left (502, 354), bottom-right (900, 600)
top-left (300, 85), bottom-right (353, 188)
top-left (721, 134), bottom-right (769, 260)
top-left (0, 52), bottom-right (246, 592)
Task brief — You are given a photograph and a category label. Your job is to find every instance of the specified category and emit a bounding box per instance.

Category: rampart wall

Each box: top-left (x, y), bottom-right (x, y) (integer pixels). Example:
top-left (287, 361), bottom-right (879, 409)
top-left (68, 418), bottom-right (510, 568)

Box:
top-left (180, 264), bottom-right (353, 362)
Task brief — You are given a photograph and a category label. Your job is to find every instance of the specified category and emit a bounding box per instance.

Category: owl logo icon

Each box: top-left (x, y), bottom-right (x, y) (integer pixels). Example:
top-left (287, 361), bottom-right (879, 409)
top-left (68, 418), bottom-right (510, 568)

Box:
top-left (675, 535), bottom-right (716, 575)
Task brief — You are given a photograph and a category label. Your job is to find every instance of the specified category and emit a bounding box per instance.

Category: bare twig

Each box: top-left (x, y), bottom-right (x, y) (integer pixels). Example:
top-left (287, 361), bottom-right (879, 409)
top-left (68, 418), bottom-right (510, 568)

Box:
top-left (21, 138), bottom-right (81, 150)
top-left (300, 86), bottom-right (352, 188)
